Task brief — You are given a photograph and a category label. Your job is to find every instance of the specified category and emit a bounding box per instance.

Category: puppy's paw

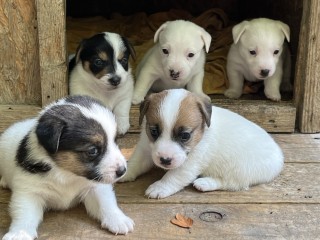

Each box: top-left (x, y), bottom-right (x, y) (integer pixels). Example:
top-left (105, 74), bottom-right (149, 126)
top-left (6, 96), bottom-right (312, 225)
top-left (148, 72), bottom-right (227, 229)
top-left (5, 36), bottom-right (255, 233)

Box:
top-left (193, 177), bottom-right (221, 192)
top-left (224, 89), bottom-right (242, 99)
top-left (264, 89), bottom-right (281, 101)
top-left (145, 180), bottom-right (178, 199)
top-left (0, 177), bottom-right (8, 189)
top-left (131, 94), bottom-right (144, 105)
top-left (101, 211), bottom-right (134, 235)
top-left (116, 118), bottom-right (130, 135)
top-left (2, 230), bottom-right (36, 240)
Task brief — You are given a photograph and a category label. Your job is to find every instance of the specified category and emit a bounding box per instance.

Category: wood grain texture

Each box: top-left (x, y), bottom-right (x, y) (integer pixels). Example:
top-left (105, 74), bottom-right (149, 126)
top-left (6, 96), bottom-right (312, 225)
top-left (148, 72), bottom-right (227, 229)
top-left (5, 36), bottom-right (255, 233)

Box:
top-left (0, 0), bottom-right (41, 105)
top-left (36, 0), bottom-right (68, 106)
top-left (294, 0), bottom-right (320, 133)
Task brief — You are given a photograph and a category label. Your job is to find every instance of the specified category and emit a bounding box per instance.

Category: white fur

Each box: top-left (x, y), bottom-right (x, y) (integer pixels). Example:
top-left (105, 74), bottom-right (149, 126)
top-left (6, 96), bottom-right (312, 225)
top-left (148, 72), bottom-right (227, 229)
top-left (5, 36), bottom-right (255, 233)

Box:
top-left (69, 32), bottom-right (134, 134)
top-left (122, 89), bottom-right (284, 199)
top-left (0, 98), bottom-right (134, 239)
top-left (132, 20), bottom-right (212, 105)
top-left (225, 18), bottom-right (291, 101)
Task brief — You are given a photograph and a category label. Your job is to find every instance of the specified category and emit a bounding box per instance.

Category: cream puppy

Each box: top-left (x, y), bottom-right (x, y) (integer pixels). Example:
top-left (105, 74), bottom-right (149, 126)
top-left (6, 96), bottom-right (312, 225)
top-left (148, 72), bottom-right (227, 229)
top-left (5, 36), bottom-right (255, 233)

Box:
top-left (0, 95), bottom-right (134, 239)
top-left (132, 20), bottom-right (212, 105)
top-left (121, 89), bottom-right (284, 199)
top-left (225, 18), bottom-right (291, 101)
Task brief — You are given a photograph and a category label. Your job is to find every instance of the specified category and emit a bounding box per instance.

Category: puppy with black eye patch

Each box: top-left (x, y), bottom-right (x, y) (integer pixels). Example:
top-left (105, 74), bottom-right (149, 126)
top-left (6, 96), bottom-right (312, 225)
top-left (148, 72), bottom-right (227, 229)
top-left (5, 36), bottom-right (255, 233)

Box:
top-left (69, 32), bottom-right (136, 135)
top-left (120, 89), bottom-right (284, 199)
top-left (0, 95), bottom-right (134, 240)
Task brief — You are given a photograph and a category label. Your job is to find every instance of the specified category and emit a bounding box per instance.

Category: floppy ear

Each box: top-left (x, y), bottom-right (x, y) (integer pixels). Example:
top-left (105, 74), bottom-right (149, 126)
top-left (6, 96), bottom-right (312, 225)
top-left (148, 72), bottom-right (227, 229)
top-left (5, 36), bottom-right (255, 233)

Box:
top-left (122, 37), bottom-right (136, 60)
top-left (154, 22), bottom-right (168, 43)
top-left (196, 96), bottom-right (212, 127)
top-left (277, 21), bottom-right (290, 42)
top-left (200, 28), bottom-right (212, 53)
top-left (232, 20), bottom-right (249, 44)
top-left (139, 97), bottom-right (151, 125)
top-left (75, 39), bottom-right (86, 64)
top-left (36, 114), bottom-right (65, 154)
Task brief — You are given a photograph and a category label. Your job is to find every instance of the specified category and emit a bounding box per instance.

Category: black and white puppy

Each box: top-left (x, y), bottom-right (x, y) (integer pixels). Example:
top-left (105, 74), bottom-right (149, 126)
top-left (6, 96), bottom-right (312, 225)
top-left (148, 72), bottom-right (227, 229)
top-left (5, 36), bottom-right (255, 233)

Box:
top-left (69, 32), bottom-right (136, 135)
top-left (0, 95), bottom-right (134, 240)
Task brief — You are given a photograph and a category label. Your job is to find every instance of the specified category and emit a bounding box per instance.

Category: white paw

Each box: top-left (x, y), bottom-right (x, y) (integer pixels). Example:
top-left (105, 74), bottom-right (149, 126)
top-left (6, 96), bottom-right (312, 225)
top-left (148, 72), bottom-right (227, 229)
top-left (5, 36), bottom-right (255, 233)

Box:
top-left (224, 88), bottom-right (242, 99)
top-left (145, 180), bottom-right (178, 199)
top-left (0, 177), bottom-right (8, 189)
top-left (102, 211), bottom-right (134, 235)
top-left (116, 118), bottom-right (130, 135)
top-left (131, 94), bottom-right (144, 105)
top-left (2, 230), bottom-right (36, 240)
top-left (264, 89), bottom-right (281, 101)
top-left (193, 177), bottom-right (220, 192)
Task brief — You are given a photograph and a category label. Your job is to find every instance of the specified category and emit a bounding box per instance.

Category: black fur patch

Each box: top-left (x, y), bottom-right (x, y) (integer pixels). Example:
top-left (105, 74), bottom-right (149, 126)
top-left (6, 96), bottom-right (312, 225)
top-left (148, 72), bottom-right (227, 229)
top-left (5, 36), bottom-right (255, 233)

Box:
top-left (16, 135), bottom-right (52, 174)
top-left (64, 95), bottom-right (105, 109)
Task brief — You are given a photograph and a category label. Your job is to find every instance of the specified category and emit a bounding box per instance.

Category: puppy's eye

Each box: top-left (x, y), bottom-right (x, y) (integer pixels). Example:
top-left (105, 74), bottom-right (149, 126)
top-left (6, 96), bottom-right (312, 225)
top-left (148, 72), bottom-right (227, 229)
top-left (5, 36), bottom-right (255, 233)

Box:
top-left (87, 146), bottom-right (99, 157)
top-left (162, 49), bottom-right (169, 55)
top-left (94, 58), bottom-right (104, 67)
top-left (180, 132), bottom-right (191, 142)
top-left (120, 57), bottom-right (128, 65)
top-left (274, 50), bottom-right (280, 55)
top-left (249, 50), bottom-right (256, 56)
top-left (188, 53), bottom-right (195, 58)
top-left (149, 126), bottom-right (160, 140)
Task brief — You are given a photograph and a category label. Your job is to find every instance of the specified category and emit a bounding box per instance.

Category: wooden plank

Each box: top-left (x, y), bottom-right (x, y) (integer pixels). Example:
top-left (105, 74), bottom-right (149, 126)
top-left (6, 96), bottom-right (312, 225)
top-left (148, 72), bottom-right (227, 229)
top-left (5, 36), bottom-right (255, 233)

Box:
top-left (0, 203), bottom-right (319, 239)
top-left (0, 0), bottom-right (41, 105)
top-left (36, 0), bottom-right (68, 106)
top-left (294, 0), bottom-right (320, 133)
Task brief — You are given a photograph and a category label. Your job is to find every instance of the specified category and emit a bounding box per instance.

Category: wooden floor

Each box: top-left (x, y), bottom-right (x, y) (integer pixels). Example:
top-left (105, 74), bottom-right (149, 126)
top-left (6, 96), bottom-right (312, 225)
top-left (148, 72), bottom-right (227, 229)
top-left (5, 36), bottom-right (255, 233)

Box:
top-left (1, 133), bottom-right (320, 239)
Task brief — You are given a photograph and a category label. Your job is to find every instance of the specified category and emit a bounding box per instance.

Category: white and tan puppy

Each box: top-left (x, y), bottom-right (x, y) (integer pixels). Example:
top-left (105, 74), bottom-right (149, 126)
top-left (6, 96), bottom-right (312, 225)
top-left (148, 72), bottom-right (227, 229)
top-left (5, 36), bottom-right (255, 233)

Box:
top-left (225, 18), bottom-right (291, 101)
top-left (132, 20), bottom-right (212, 105)
top-left (69, 32), bottom-right (136, 134)
top-left (0, 95), bottom-right (134, 240)
top-left (121, 89), bottom-right (284, 199)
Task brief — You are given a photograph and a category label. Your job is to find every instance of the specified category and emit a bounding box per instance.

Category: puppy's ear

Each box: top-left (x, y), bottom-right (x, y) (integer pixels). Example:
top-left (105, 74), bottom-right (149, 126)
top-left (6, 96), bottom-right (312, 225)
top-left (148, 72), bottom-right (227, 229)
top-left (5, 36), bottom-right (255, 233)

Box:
top-left (122, 37), bottom-right (136, 60)
top-left (232, 21), bottom-right (249, 44)
top-left (277, 21), bottom-right (290, 42)
top-left (200, 28), bottom-right (212, 53)
top-left (139, 97), bottom-right (151, 125)
top-left (36, 114), bottom-right (65, 154)
top-left (196, 96), bottom-right (212, 127)
top-left (154, 22), bottom-right (168, 43)
top-left (75, 39), bottom-right (86, 64)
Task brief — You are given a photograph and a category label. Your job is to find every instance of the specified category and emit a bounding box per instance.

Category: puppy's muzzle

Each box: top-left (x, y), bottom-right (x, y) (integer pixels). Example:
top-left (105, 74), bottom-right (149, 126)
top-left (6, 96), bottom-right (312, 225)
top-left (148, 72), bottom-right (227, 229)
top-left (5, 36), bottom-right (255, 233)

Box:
top-left (109, 76), bottom-right (121, 86)
top-left (169, 69), bottom-right (180, 80)
top-left (116, 166), bottom-right (127, 178)
top-left (160, 157), bottom-right (172, 166)
top-left (260, 69), bottom-right (270, 78)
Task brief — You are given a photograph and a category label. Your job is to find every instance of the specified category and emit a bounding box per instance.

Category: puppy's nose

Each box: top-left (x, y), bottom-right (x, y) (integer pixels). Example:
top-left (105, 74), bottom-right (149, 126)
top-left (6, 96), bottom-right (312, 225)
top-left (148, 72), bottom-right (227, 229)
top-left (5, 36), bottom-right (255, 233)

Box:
top-left (169, 69), bottom-right (180, 80)
top-left (116, 166), bottom-right (127, 178)
top-left (109, 76), bottom-right (121, 86)
top-left (160, 157), bottom-right (172, 166)
top-left (260, 69), bottom-right (270, 77)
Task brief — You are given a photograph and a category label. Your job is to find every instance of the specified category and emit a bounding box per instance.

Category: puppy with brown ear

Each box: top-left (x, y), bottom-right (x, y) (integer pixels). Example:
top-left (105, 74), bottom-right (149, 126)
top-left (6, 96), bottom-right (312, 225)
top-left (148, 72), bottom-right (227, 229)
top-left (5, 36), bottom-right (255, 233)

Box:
top-left (120, 89), bottom-right (283, 199)
top-left (69, 32), bottom-right (136, 135)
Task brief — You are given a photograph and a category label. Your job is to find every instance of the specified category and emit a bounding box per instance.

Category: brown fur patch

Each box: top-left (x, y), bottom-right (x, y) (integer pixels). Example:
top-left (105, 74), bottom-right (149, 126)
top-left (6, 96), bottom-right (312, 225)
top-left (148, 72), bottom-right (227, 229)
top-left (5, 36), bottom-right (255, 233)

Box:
top-left (54, 151), bottom-right (87, 177)
top-left (98, 52), bottom-right (108, 61)
top-left (94, 68), bottom-right (108, 79)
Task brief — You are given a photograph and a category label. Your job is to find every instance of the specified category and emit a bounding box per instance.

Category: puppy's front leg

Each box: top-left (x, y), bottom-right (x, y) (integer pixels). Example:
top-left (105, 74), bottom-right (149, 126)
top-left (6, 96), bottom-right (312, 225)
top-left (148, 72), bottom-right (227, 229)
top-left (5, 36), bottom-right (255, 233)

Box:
top-left (264, 68), bottom-right (282, 101)
top-left (186, 71), bottom-right (210, 101)
top-left (83, 184), bottom-right (134, 235)
top-left (3, 193), bottom-right (44, 240)
top-left (113, 98), bottom-right (132, 135)
top-left (132, 70), bottom-right (156, 105)
top-left (224, 69), bottom-right (244, 99)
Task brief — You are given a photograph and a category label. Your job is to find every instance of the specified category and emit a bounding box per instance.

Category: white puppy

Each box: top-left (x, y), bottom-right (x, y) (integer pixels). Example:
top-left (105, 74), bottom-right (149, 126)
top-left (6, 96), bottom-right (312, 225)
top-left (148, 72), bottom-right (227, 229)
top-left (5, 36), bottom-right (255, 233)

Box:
top-left (0, 95), bottom-right (134, 240)
top-left (69, 32), bottom-right (136, 134)
top-left (132, 20), bottom-right (212, 105)
top-left (121, 89), bottom-right (284, 199)
top-left (225, 18), bottom-right (291, 101)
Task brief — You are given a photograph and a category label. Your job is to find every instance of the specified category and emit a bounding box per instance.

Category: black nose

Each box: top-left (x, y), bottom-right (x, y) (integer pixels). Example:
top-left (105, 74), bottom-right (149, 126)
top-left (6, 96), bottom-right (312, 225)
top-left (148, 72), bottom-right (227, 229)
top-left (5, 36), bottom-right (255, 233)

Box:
top-left (116, 166), bottom-right (126, 178)
top-left (260, 69), bottom-right (270, 77)
top-left (160, 157), bottom-right (172, 166)
top-left (109, 76), bottom-right (121, 86)
top-left (169, 69), bottom-right (180, 79)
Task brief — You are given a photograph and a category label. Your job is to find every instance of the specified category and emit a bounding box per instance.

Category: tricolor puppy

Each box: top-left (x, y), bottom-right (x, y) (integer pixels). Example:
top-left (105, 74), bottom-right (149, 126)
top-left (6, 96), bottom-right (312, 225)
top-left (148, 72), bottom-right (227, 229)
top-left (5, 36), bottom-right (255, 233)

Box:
top-left (0, 95), bottom-right (134, 240)
top-left (121, 89), bottom-right (284, 199)
top-left (132, 20), bottom-right (212, 105)
top-left (225, 18), bottom-right (291, 101)
top-left (69, 32), bottom-right (136, 135)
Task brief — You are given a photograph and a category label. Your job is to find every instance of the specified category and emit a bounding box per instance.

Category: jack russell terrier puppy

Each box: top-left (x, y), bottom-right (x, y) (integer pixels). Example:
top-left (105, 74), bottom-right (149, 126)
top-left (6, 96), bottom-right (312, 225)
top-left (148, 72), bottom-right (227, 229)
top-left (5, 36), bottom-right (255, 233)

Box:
top-left (225, 18), bottom-right (291, 101)
top-left (0, 95), bottom-right (134, 239)
top-left (121, 89), bottom-right (284, 199)
top-left (69, 32), bottom-right (136, 135)
top-left (132, 20), bottom-right (212, 105)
